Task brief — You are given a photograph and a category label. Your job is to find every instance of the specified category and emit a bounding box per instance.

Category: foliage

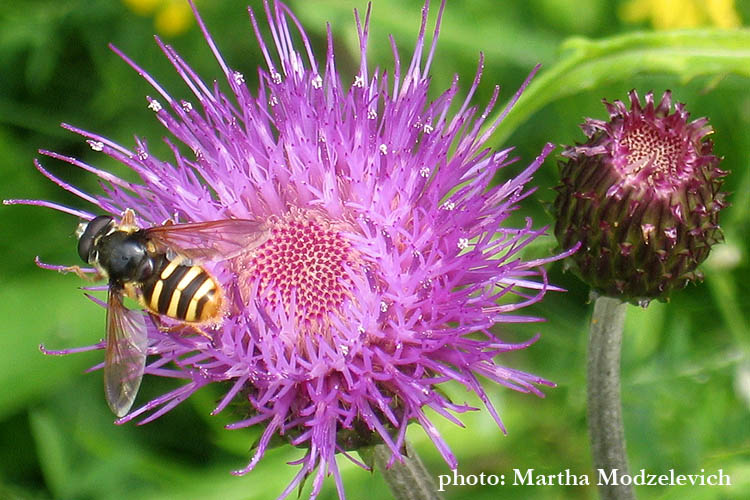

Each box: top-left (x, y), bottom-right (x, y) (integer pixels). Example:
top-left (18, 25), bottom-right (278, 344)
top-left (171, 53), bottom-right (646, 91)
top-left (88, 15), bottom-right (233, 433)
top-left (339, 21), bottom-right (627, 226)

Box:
top-left (1, 0), bottom-right (748, 498)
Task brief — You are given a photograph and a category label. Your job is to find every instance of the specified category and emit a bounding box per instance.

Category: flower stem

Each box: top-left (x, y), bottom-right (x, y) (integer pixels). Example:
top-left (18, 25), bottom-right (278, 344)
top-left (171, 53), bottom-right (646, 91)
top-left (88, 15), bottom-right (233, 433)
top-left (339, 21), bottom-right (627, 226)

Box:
top-left (587, 295), bottom-right (634, 500)
top-left (375, 441), bottom-right (442, 500)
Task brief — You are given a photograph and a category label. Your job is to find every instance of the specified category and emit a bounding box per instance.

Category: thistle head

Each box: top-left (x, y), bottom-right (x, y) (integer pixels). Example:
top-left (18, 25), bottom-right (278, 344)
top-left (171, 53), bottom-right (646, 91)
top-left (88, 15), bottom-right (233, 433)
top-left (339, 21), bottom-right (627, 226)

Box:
top-left (553, 90), bottom-right (727, 305)
top-left (11, 1), bottom-right (575, 497)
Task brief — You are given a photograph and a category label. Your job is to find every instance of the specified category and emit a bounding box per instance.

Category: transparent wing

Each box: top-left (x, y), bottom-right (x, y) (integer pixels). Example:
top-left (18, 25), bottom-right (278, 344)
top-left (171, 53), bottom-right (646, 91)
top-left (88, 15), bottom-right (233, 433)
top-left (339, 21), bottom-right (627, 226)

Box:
top-left (145, 219), bottom-right (265, 261)
top-left (104, 290), bottom-right (148, 417)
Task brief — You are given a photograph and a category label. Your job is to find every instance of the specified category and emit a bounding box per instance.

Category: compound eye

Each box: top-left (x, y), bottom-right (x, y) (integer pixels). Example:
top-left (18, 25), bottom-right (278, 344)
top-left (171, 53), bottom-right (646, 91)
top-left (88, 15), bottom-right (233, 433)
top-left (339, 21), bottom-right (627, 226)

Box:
top-left (77, 215), bottom-right (114, 262)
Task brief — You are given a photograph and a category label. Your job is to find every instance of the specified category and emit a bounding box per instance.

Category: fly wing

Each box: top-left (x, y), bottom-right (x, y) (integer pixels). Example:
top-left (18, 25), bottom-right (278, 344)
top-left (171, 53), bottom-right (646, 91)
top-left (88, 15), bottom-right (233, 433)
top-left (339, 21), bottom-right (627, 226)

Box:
top-left (104, 290), bottom-right (148, 417)
top-left (145, 219), bottom-right (265, 261)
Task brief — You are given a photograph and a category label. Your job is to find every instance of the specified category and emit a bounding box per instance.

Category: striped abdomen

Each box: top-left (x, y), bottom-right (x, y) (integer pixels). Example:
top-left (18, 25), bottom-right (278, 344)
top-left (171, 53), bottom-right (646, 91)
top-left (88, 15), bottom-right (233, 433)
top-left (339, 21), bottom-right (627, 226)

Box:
top-left (140, 255), bottom-right (222, 323)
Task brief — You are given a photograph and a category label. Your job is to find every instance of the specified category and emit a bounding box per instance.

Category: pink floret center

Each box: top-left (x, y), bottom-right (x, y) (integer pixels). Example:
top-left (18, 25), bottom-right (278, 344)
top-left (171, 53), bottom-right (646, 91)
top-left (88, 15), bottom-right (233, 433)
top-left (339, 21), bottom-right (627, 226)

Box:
top-left (236, 210), bottom-right (357, 336)
top-left (619, 119), bottom-right (688, 191)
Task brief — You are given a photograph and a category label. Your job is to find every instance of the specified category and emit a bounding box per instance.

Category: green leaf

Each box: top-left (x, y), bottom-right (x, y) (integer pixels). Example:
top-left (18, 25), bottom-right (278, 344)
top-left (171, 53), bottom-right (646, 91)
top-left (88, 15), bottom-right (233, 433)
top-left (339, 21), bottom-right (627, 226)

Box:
top-left (357, 446), bottom-right (376, 471)
top-left (489, 28), bottom-right (750, 146)
top-left (29, 408), bottom-right (72, 499)
top-left (0, 276), bottom-right (101, 419)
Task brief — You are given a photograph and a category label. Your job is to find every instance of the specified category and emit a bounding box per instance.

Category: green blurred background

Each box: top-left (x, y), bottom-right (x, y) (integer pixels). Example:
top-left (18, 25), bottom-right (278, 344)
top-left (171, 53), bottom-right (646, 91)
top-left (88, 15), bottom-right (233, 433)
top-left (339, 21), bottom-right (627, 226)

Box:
top-left (1, 0), bottom-right (748, 498)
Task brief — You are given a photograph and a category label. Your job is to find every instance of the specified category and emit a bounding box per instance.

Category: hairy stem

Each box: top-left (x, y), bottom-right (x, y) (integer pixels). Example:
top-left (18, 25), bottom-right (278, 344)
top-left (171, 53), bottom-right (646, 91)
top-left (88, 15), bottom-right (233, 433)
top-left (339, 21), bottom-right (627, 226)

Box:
top-left (375, 441), bottom-right (442, 500)
top-left (587, 295), bottom-right (634, 500)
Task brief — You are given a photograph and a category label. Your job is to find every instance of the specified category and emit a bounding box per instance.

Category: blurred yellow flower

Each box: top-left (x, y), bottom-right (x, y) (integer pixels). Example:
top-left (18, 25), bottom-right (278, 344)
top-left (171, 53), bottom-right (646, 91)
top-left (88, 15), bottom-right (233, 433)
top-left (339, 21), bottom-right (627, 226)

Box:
top-left (123, 0), bottom-right (194, 36)
top-left (620, 0), bottom-right (742, 29)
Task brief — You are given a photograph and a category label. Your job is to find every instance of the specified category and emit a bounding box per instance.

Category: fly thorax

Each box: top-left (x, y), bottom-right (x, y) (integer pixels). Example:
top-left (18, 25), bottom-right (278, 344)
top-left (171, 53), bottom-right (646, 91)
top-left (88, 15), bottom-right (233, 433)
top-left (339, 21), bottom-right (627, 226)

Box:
top-left (99, 232), bottom-right (152, 283)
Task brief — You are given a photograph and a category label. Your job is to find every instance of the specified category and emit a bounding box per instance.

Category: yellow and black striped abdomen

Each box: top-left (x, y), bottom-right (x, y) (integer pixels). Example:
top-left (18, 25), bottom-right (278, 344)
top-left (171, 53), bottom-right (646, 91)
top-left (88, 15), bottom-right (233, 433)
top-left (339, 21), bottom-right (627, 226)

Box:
top-left (140, 255), bottom-right (222, 323)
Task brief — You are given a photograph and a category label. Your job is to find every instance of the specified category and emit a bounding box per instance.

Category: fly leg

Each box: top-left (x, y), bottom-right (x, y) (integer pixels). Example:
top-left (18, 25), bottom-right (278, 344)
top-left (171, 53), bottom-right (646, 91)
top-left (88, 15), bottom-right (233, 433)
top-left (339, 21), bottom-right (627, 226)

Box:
top-left (151, 315), bottom-right (214, 341)
top-left (58, 264), bottom-right (104, 282)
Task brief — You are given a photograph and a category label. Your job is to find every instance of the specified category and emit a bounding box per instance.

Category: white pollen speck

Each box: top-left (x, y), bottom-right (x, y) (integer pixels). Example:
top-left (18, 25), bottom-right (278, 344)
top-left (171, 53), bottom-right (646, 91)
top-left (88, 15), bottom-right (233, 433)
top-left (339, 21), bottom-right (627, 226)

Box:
top-left (367, 109), bottom-right (377, 120)
top-left (137, 149), bottom-right (149, 161)
top-left (458, 237), bottom-right (470, 249)
top-left (380, 301), bottom-right (388, 313)
top-left (419, 166), bottom-right (431, 178)
top-left (353, 75), bottom-right (365, 88)
top-left (340, 344), bottom-right (349, 355)
top-left (311, 75), bottom-right (323, 89)
top-left (271, 71), bottom-right (282, 84)
top-left (358, 325), bottom-right (366, 335)
top-left (181, 101), bottom-right (193, 112)
top-left (148, 100), bottom-right (162, 112)
top-left (269, 96), bottom-right (279, 107)
top-left (442, 200), bottom-right (455, 211)
top-left (379, 144), bottom-right (388, 154)
top-left (233, 71), bottom-right (245, 84)
top-left (423, 124), bottom-right (434, 134)
top-left (88, 141), bottom-right (104, 152)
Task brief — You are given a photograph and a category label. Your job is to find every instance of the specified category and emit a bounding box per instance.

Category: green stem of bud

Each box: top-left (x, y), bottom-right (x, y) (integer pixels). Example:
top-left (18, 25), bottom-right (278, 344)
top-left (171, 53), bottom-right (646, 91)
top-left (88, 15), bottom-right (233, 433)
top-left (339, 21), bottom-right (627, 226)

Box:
top-left (587, 295), bottom-right (634, 500)
top-left (375, 441), bottom-right (442, 500)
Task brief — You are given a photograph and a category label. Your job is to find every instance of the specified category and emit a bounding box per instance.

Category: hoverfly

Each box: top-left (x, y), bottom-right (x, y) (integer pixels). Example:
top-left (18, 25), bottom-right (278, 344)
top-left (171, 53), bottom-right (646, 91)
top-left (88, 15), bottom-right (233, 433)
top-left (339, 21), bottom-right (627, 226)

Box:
top-left (70, 209), bottom-right (262, 417)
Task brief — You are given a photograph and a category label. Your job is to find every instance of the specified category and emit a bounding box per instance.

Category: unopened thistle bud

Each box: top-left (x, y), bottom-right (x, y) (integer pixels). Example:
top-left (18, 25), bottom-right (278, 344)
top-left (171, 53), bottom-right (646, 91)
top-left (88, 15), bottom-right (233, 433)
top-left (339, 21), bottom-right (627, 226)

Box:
top-left (554, 90), bottom-right (727, 305)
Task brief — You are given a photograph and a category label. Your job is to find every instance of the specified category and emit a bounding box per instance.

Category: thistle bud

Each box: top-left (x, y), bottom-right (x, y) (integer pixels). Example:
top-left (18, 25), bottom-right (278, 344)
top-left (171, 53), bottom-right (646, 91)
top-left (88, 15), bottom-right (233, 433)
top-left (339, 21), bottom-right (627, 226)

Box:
top-left (554, 90), bottom-right (727, 305)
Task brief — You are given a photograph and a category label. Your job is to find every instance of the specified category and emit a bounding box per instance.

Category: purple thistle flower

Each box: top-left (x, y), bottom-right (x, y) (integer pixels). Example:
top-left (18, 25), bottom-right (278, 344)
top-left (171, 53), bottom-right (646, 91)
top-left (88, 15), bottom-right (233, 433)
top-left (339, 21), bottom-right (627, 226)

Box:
top-left (7, 1), bottom-right (574, 497)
